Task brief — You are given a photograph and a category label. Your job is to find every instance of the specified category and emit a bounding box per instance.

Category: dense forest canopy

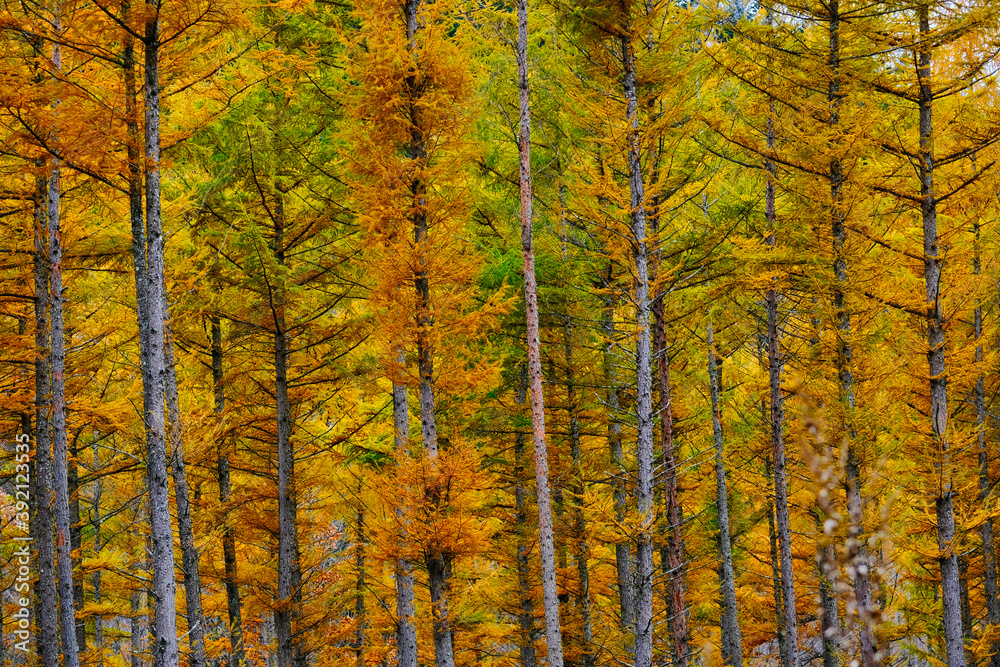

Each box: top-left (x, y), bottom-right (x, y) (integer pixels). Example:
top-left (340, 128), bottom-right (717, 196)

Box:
top-left (2, 0), bottom-right (1000, 666)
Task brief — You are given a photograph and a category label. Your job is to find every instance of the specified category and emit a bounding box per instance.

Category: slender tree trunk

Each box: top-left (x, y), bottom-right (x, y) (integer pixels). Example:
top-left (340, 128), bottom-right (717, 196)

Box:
top-left (164, 315), bottom-right (206, 667)
top-left (402, 3), bottom-right (456, 665)
top-left (514, 364), bottom-right (538, 667)
top-left (652, 225), bottom-right (686, 667)
top-left (916, 7), bottom-right (965, 666)
top-left (273, 194), bottom-right (302, 667)
top-left (93, 432), bottom-right (104, 667)
top-left (516, 12), bottom-right (565, 653)
top-left (817, 527), bottom-right (840, 667)
top-left (393, 348), bottom-right (418, 667)
top-left (709, 324), bottom-right (742, 667)
top-left (33, 170), bottom-right (60, 667)
top-left (130, 586), bottom-right (144, 667)
top-left (827, 6), bottom-right (879, 664)
top-left (974, 215), bottom-right (1000, 667)
top-left (140, 7), bottom-right (180, 664)
top-left (563, 322), bottom-right (594, 667)
top-left (70, 434), bottom-right (85, 654)
top-left (621, 28), bottom-right (655, 667)
top-left (601, 274), bottom-right (635, 633)
top-left (44, 26), bottom-right (80, 666)
top-left (213, 315), bottom-right (245, 667)
top-left (960, 557), bottom-right (973, 666)
top-left (764, 87), bottom-right (797, 667)
top-left (766, 458), bottom-right (789, 667)
top-left (355, 505), bottom-right (366, 667)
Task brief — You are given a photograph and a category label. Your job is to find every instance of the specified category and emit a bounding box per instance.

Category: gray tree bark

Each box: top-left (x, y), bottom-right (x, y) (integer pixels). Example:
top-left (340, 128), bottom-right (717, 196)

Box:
top-left (271, 194), bottom-right (304, 667)
top-left (826, 6), bottom-right (878, 664)
top-left (164, 312), bottom-right (206, 667)
top-left (765, 458), bottom-right (788, 667)
top-left (763, 66), bottom-right (796, 667)
top-left (915, 6), bottom-right (965, 666)
top-left (402, 2), bottom-right (457, 665)
top-left (514, 365), bottom-right (538, 667)
top-left (139, 6), bottom-right (180, 663)
top-left (213, 315), bottom-right (246, 667)
top-left (564, 322), bottom-right (593, 667)
top-left (621, 27), bottom-right (655, 667)
top-left (393, 349), bottom-right (418, 667)
top-left (974, 217), bottom-right (1000, 667)
top-left (93, 433), bottom-right (104, 667)
top-left (42, 26), bottom-right (81, 667)
top-left (709, 324), bottom-right (742, 667)
top-left (32, 169), bottom-right (60, 667)
top-left (515, 3), bottom-right (565, 665)
top-left (70, 434), bottom-right (85, 653)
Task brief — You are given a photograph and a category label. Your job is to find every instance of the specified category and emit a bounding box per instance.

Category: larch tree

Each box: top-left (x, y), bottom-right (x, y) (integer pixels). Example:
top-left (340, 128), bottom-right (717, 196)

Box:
top-left (515, 1), bottom-right (565, 666)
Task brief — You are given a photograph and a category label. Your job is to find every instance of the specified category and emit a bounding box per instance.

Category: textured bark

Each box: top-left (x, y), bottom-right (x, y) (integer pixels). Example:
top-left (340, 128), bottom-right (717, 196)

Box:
top-left (709, 324), bottom-right (742, 667)
top-left (140, 8), bottom-right (180, 664)
top-left (354, 507), bottom-right (367, 667)
top-left (974, 216), bottom-right (1000, 667)
top-left (164, 316), bottom-right (206, 667)
top-left (70, 435), bottom-right (85, 653)
top-left (960, 557), bottom-right (973, 666)
top-left (765, 459), bottom-right (789, 667)
top-left (621, 28), bottom-right (655, 667)
top-left (130, 586), bottom-right (145, 667)
top-left (33, 170), bottom-right (60, 667)
top-left (393, 348), bottom-right (418, 667)
top-left (564, 323), bottom-right (593, 667)
top-left (273, 196), bottom-right (303, 667)
top-left (766, 266), bottom-right (796, 667)
top-left (403, 2), bottom-right (456, 664)
top-left (516, 3), bottom-right (564, 664)
top-left (827, 6), bottom-right (878, 663)
top-left (93, 434), bottom-right (104, 667)
top-left (44, 28), bottom-right (80, 667)
top-left (763, 76), bottom-right (796, 667)
top-left (651, 195), bottom-right (687, 667)
top-left (213, 315), bottom-right (245, 667)
top-left (514, 365), bottom-right (538, 667)
top-left (817, 536), bottom-right (840, 667)
top-left (598, 242), bottom-right (634, 631)
top-left (916, 6), bottom-right (965, 666)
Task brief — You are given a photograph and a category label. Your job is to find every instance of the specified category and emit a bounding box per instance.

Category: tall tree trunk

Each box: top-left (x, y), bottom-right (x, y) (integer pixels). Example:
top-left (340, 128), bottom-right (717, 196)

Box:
top-left (355, 505), bottom-right (366, 667)
top-left (764, 80), bottom-right (796, 667)
top-left (44, 26), bottom-right (81, 666)
top-left (621, 27), bottom-right (655, 667)
top-left (93, 432), bottom-right (104, 667)
top-left (974, 214), bottom-right (1000, 667)
top-left (393, 349), bottom-right (418, 667)
top-left (960, 558), bottom-right (973, 667)
top-left (140, 7), bottom-right (180, 664)
top-left (70, 434), bottom-right (85, 654)
top-left (514, 364), bottom-right (538, 667)
top-left (766, 458), bottom-right (789, 667)
top-left (709, 323), bottom-right (742, 667)
top-left (817, 525), bottom-right (840, 667)
top-left (564, 322), bottom-right (593, 667)
top-left (515, 3), bottom-right (566, 658)
top-left (916, 7), bottom-right (965, 667)
top-left (402, 2), bottom-right (457, 664)
top-left (164, 314), bottom-right (206, 667)
top-left (213, 315), bottom-right (245, 667)
top-left (827, 5), bottom-right (879, 664)
top-left (273, 194), bottom-right (303, 667)
top-left (33, 170), bottom-right (60, 667)
top-left (601, 273), bottom-right (635, 633)
top-left (652, 221), bottom-right (687, 667)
